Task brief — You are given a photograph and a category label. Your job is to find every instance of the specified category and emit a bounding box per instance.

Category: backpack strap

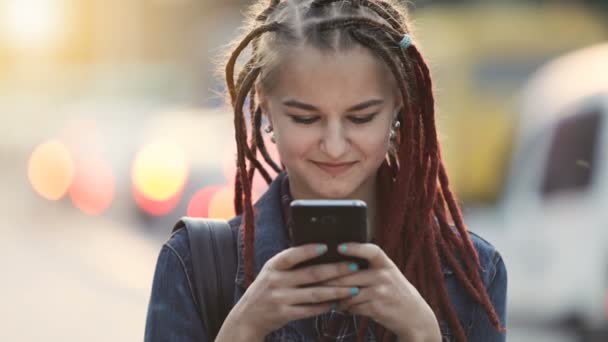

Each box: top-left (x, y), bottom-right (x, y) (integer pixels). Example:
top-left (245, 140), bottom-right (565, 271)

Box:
top-left (172, 217), bottom-right (238, 340)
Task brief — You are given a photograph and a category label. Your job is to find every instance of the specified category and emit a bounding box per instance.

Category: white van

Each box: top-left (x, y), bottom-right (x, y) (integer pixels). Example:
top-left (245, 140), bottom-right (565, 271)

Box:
top-left (465, 43), bottom-right (608, 340)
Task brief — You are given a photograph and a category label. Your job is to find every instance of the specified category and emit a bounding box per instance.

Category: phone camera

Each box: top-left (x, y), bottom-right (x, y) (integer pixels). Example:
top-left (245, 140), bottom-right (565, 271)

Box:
top-left (320, 215), bottom-right (337, 225)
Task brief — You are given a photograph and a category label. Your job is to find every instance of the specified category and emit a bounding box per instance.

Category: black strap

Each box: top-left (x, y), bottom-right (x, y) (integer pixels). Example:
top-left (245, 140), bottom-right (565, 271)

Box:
top-left (172, 217), bottom-right (238, 340)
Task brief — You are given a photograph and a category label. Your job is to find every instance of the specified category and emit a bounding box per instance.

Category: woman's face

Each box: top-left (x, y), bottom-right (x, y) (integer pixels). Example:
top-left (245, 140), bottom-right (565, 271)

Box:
top-left (258, 45), bottom-right (401, 200)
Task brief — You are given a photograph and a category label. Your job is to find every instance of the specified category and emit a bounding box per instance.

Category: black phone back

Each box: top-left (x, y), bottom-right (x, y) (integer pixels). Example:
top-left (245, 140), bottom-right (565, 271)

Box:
top-left (290, 199), bottom-right (369, 269)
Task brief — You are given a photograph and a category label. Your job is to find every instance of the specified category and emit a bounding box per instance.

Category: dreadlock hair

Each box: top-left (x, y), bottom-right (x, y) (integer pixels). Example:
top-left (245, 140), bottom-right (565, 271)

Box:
top-left (221, 1), bottom-right (505, 341)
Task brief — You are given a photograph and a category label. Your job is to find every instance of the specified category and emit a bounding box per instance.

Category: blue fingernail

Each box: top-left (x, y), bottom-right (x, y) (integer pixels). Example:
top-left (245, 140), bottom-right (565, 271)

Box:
top-left (330, 302), bottom-right (337, 311)
top-left (351, 287), bottom-right (359, 295)
top-left (349, 263), bottom-right (358, 272)
top-left (339, 244), bottom-right (348, 253)
top-left (316, 245), bottom-right (327, 254)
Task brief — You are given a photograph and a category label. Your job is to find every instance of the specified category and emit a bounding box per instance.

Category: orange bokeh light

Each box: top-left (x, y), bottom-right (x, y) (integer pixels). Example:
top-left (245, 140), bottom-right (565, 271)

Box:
top-left (132, 140), bottom-right (189, 202)
top-left (186, 186), bottom-right (221, 218)
top-left (28, 139), bottom-right (74, 201)
top-left (68, 157), bottom-right (115, 215)
top-left (207, 185), bottom-right (263, 219)
top-left (208, 186), bottom-right (236, 219)
top-left (133, 184), bottom-right (181, 217)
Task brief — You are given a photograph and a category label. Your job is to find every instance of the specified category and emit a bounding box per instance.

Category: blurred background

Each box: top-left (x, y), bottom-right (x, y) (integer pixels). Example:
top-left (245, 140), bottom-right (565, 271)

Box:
top-left (1, 0), bottom-right (607, 341)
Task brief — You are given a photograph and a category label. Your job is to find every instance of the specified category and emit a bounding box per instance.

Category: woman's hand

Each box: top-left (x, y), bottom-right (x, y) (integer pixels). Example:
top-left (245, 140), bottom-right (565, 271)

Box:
top-left (320, 243), bottom-right (442, 342)
top-left (220, 244), bottom-right (360, 340)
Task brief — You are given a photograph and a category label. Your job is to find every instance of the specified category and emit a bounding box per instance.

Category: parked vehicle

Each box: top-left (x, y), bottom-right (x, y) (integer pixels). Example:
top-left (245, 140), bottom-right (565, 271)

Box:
top-left (465, 43), bottom-right (608, 341)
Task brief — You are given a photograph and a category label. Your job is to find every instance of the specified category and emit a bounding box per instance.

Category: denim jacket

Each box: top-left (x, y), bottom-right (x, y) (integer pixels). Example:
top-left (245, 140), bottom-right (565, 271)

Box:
top-left (144, 173), bottom-right (507, 341)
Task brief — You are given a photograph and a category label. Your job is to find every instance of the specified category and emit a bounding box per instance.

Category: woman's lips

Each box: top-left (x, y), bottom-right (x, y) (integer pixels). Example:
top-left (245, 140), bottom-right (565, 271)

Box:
top-left (313, 161), bottom-right (358, 176)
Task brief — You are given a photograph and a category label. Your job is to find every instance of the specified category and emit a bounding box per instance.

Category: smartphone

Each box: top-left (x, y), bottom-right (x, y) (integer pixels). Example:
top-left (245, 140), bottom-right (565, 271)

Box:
top-left (290, 199), bottom-right (369, 269)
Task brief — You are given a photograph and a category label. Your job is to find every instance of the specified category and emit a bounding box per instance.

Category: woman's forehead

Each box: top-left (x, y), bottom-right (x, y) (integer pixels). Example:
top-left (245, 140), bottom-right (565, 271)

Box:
top-left (269, 45), bottom-right (397, 105)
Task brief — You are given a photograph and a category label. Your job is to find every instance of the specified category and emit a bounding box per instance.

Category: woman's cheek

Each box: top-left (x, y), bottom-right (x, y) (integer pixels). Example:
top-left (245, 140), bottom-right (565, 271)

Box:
top-left (357, 130), bottom-right (391, 159)
top-left (275, 132), bottom-right (309, 167)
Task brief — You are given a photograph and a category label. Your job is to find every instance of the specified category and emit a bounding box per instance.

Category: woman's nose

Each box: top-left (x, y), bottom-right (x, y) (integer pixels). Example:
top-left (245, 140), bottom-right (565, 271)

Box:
top-left (320, 124), bottom-right (349, 160)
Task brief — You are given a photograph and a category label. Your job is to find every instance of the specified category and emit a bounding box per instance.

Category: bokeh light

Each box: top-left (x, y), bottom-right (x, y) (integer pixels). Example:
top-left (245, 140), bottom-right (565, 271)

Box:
top-left (207, 185), bottom-right (264, 219)
top-left (1, 0), bottom-right (64, 50)
top-left (186, 186), bottom-right (221, 218)
top-left (207, 186), bottom-right (235, 219)
top-left (132, 140), bottom-right (189, 202)
top-left (28, 139), bottom-right (74, 201)
top-left (133, 184), bottom-right (181, 217)
top-left (68, 157), bottom-right (115, 215)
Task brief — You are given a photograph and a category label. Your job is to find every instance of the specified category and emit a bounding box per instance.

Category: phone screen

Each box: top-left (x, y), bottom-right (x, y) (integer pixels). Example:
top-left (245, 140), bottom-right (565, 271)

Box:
top-left (290, 199), bottom-right (369, 269)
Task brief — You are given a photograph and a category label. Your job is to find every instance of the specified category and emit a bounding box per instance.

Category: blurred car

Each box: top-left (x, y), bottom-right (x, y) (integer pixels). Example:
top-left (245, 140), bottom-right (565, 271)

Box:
top-left (465, 43), bottom-right (608, 341)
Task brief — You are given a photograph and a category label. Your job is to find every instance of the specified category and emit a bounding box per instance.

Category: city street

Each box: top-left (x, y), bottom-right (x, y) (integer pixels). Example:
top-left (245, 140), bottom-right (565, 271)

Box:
top-left (0, 159), bottom-right (161, 341)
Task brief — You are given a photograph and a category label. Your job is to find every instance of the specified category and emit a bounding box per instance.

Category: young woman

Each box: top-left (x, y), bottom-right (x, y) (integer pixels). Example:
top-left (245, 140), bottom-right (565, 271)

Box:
top-left (145, 1), bottom-right (507, 341)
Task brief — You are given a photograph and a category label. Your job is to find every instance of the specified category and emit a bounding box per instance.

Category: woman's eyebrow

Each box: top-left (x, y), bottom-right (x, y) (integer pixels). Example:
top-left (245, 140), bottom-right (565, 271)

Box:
top-left (281, 98), bottom-right (384, 112)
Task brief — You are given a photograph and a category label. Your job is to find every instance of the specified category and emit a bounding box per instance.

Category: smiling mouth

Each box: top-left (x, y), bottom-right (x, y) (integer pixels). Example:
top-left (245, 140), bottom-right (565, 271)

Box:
top-left (312, 161), bottom-right (358, 176)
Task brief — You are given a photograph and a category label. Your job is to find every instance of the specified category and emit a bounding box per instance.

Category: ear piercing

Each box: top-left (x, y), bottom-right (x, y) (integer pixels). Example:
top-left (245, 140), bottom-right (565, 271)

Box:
top-left (389, 120), bottom-right (400, 140)
top-left (264, 125), bottom-right (276, 143)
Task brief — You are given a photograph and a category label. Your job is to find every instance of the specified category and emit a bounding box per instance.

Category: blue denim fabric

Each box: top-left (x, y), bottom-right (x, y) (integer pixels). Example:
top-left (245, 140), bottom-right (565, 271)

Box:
top-left (144, 231), bottom-right (207, 341)
top-left (144, 173), bottom-right (507, 341)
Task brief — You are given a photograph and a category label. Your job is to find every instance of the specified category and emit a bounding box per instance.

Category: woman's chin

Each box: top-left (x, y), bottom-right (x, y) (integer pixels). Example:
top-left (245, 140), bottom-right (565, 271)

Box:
top-left (311, 185), bottom-right (355, 199)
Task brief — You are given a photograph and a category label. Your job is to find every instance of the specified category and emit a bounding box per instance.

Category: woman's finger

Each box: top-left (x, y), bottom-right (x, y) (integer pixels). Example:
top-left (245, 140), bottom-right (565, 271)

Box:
top-left (285, 302), bottom-right (335, 321)
top-left (336, 243), bottom-right (392, 268)
top-left (318, 268), bottom-right (379, 287)
top-left (277, 285), bottom-right (357, 305)
top-left (269, 243), bottom-right (328, 271)
top-left (283, 261), bottom-right (357, 287)
top-left (336, 286), bottom-right (371, 311)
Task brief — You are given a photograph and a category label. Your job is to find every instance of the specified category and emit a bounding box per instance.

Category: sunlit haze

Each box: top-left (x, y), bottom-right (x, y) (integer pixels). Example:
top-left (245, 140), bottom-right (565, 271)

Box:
top-left (1, 0), bottom-right (64, 50)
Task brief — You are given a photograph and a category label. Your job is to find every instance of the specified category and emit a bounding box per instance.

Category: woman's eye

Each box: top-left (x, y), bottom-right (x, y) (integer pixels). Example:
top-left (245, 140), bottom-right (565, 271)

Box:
top-left (349, 113), bottom-right (378, 124)
top-left (288, 115), bottom-right (319, 124)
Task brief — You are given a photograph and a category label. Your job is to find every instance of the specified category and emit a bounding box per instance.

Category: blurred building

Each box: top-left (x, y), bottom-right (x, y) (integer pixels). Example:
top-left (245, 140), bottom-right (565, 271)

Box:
top-left (0, 0), bottom-right (245, 106)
